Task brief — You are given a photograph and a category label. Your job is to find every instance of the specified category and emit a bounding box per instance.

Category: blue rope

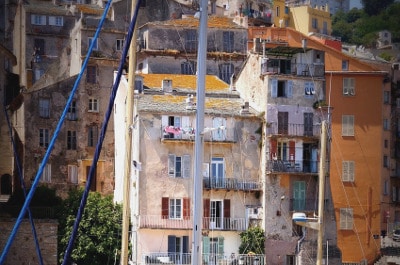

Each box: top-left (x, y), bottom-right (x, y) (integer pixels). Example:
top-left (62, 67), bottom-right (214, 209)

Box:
top-left (61, 0), bottom-right (142, 264)
top-left (0, 0), bottom-right (114, 263)
top-left (2, 104), bottom-right (44, 265)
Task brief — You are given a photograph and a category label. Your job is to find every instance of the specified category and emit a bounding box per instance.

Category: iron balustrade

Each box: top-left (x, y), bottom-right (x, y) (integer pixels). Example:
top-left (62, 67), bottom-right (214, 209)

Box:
top-left (265, 122), bottom-right (321, 137)
top-left (161, 126), bottom-right (236, 142)
top-left (203, 178), bottom-right (262, 191)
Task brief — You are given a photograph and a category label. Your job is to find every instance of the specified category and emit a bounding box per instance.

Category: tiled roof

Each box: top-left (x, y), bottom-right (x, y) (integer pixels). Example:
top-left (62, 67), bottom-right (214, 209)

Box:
top-left (141, 74), bottom-right (230, 92)
top-left (143, 15), bottom-right (245, 29)
top-left (25, 1), bottom-right (107, 17)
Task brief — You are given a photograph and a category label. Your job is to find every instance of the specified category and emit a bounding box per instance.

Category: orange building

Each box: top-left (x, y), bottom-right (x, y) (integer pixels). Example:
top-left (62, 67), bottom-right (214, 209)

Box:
top-left (245, 26), bottom-right (388, 264)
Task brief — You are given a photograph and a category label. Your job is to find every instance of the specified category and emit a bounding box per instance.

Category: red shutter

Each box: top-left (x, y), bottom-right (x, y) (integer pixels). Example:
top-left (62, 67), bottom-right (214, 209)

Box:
top-left (204, 199), bottom-right (210, 229)
top-left (162, 197), bottom-right (169, 219)
top-left (270, 139), bottom-right (277, 159)
top-left (183, 197), bottom-right (190, 220)
top-left (289, 141), bottom-right (295, 162)
top-left (223, 199), bottom-right (230, 218)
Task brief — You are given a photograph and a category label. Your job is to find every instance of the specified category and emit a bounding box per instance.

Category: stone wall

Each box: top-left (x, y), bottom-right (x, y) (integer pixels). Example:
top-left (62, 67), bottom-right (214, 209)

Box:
top-left (0, 218), bottom-right (58, 265)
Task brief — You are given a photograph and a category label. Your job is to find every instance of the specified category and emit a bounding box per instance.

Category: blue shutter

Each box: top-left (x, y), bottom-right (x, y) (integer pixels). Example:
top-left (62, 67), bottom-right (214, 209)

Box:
top-left (168, 235), bottom-right (176, 253)
top-left (271, 79), bottom-right (278, 98)
top-left (287, 80), bottom-right (293, 97)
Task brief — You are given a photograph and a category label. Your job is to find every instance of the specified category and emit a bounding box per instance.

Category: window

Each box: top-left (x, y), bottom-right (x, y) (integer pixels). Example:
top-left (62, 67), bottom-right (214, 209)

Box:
top-left (278, 112), bottom-right (289, 134)
top-left (342, 60), bottom-right (349, 71)
top-left (168, 154), bottom-right (191, 178)
top-left (293, 181), bottom-right (306, 211)
top-left (88, 37), bottom-right (98, 50)
top-left (342, 161), bottom-right (355, 182)
top-left (384, 119), bottom-right (390, 130)
top-left (48, 16), bottom-right (63, 26)
top-left (39, 98), bottom-right (50, 118)
top-left (223, 31), bottom-right (234, 53)
top-left (271, 79), bottom-right (293, 98)
top-left (67, 101), bottom-right (77, 120)
top-left (116, 39), bottom-right (124, 51)
top-left (385, 139), bottom-right (388, 148)
top-left (88, 98), bottom-right (99, 112)
top-left (39, 129), bottom-right (49, 147)
top-left (88, 125), bottom-right (98, 147)
top-left (86, 65), bottom-right (97, 83)
top-left (304, 82), bottom-right (315, 96)
top-left (162, 197), bottom-right (190, 220)
top-left (185, 30), bottom-right (197, 53)
top-left (219, 63), bottom-right (233, 84)
top-left (34, 39), bottom-right (45, 56)
top-left (67, 130), bottom-right (77, 150)
top-left (211, 157), bottom-right (225, 187)
top-left (41, 164), bottom-right (51, 183)
top-left (31, 14), bottom-right (46, 25)
top-left (342, 115), bottom-right (354, 136)
top-left (34, 69), bottom-right (45, 82)
top-left (384, 91), bottom-right (390, 104)
top-left (1, 174), bottom-right (12, 195)
top-left (339, 208), bottom-right (353, 230)
top-left (312, 18), bottom-right (318, 29)
top-left (322, 21), bottom-right (328, 34)
top-left (276, 6), bottom-right (280, 17)
top-left (181, 61), bottom-right (196, 75)
top-left (384, 180), bottom-right (389, 195)
top-left (68, 165), bottom-right (78, 184)
top-left (212, 117), bottom-right (227, 141)
top-left (343, 78), bottom-right (355, 95)
top-left (86, 166), bottom-right (97, 191)
top-left (168, 235), bottom-right (189, 259)
top-left (384, 155), bottom-right (389, 168)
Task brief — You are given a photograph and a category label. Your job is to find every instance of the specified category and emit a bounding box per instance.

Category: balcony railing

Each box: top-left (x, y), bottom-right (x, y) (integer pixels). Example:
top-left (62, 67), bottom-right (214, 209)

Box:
top-left (266, 159), bottom-right (318, 174)
top-left (161, 126), bottom-right (236, 142)
top-left (261, 61), bottom-right (324, 78)
top-left (139, 216), bottom-right (248, 231)
top-left (289, 198), bottom-right (318, 212)
top-left (142, 253), bottom-right (265, 265)
top-left (203, 178), bottom-right (262, 191)
top-left (265, 122), bottom-right (321, 137)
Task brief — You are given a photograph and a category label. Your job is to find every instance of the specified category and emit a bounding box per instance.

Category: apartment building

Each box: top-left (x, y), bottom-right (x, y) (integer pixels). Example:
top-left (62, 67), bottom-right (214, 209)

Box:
top-left (114, 73), bottom-right (263, 264)
top-left (286, 0), bottom-right (350, 15)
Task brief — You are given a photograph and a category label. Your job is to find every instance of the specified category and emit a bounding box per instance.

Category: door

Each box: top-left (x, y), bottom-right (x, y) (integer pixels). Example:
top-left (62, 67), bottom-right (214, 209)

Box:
top-left (278, 112), bottom-right (288, 134)
top-left (210, 200), bottom-right (223, 229)
top-left (203, 237), bottom-right (224, 265)
top-left (211, 157), bottom-right (224, 188)
top-left (304, 112), bottom-right (313, 136)
top-left (293, 181), bottom-right (306, 211)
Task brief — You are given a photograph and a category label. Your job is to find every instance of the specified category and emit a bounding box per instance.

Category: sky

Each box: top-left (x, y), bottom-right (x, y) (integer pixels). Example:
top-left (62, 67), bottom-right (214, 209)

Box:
top-left (349, 0), bottom-right (363, 9)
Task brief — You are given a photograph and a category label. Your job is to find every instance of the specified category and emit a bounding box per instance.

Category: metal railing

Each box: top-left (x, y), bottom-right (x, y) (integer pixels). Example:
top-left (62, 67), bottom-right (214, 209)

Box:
top-left (266, 160), bottom-right (319, 174)
top-left (161, 126), bottom-right (236, 142)
top-left (142, 253), bottom-right (265, 265)
top-left (265, 122), bottom-right (321, 137)
top-left (289, 198), bottom-right (318, 212)
top-left (139, 216), bottom-right (248, 231)
top-left (203, 178), bottom-right (262, 191)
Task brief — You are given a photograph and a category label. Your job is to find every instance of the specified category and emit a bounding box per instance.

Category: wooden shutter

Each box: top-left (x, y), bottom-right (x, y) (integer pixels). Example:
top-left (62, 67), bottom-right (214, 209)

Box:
top-left (270, 139), bottom-right (277, 159)
top-left (223, 199), bottom-right (230, 218)
top-left (162, 197), bottom-right (169, 219)
top-left (182, 155), bottom-right (191, 178)
top-left (183, 197), bottom-right (190, 220)
top-left (271, 79), bottom-right (278, 98)
top-left (204, 198), bottom-right (210, 229)
top-left (289, 141), bottom-right (295, 162)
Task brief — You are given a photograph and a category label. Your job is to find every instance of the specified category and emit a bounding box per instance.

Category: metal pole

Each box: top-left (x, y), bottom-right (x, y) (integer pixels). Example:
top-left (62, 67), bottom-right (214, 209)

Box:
top-left (191, 0), bottom-right (208, 264)
top-left (121, 0), bottom-right (138, 263)
top-left (317, 121), bottom-right (327, 265)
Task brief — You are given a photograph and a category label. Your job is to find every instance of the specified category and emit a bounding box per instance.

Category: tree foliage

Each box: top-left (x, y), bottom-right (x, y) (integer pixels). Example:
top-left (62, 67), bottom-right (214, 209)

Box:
top-left (361, 0), bottom-right (394, 16)
top-left (58, 189), bottom-right (123, 265)
top-left (238, 227), bottom-right (265, 254)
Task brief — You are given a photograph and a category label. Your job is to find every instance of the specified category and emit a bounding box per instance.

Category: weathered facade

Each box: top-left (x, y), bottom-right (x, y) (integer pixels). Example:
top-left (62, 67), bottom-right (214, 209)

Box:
top-left (114, 73), bottom-right (263, 264)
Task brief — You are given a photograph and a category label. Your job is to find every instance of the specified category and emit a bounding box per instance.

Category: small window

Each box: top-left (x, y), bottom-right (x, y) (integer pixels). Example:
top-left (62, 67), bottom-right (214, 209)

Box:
top-left (39, 128), bottom-right (49, 147)
top-left (384, 91), bottom-right (390, 104)
top-left (384, 119), bottom-right (390, 130)
top-left (339, 208), bottom-right (353, 230)
top-left (86, 65), bottom-right (97, 84)
top-left (342, 161), bottom-right (355, 182)
top-left (343, 78), bottom-right (355, 96)
top-left (271, 79), bottom-right (293, 98)
top-left (384, 139), bottom-right (388, 148)
top-left (116, 39), bottom-right (124, 51)
top-left (219, 63), bottom-right (234, 84)
top-left (41, 164), bottom-right (52, 183)
top-left (181, 61), bottom-right (196, 75)
top-left (34, 39), bottom-right (45, 56)
top-left (384, 155), bottom-right (389, 168)
top-left (276, 6), bottom-right (280, 17)
top-left (342, 60), bottom-right (349, 71)
top-left (31, 14), bottom-right (46, 25)
top-left (304, 82), bottom-right (315, 96)
top-left (88, 125), bottom-right (98, 147)
top-left (88, 37), bottom-right (98, 50)
top-left (169, 198), bottom-right (182, 219)
top-left (68, 165), bottom-right (78, 184)
top-left (312, 18), bottom-right (318, 29)
top-left (67, 130), bottom-right (77, 150)
top-left (384, 180), bottom-right (389, 195)
top-left (168, 154), bottom-right (191, 178)
top-left (39, 98), bottom-right (50, 118)
top-left (48, 16), bottom-right (63, 26)
top-left (342, 115), bottom-right (354, 136)
top-left (223, 31), bottom-right (234, 53)
top-left (67, 101), bottom-right (77, 120)
top-left (185, 30), bottom-right (197, 53)
top-left (88, 98), bottom-right (99, 112)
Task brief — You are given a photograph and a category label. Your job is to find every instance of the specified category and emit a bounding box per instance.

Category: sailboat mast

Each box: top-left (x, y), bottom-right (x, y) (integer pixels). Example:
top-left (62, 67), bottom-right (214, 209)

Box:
top-left (192, 0), bottom-right (208, 264)
top-left (121, 0), bottom-right (138, 263)
top-left (317, 120), bottom-right (327, 265)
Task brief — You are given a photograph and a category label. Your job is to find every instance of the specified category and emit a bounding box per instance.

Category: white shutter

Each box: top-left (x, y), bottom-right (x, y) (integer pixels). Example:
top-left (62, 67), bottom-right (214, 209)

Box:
top-left (182, 155), bottom-right (191, 178)
top-left (168, 154), bottom-right (175, 176)
top-left (271, 79), bottom-right (278, 98)
top-left (287, 80), bottom-right (293, 97)
top-left (212, 117), bottom-right (226, 141)
top-left (68, 165), bottom-right (78, 184)
top-left (181, 116), bottom-right (190, 139)
top-left (310, 82), bottom-right (315, 95)
top-left (203, 163), bottom-right (210, 178)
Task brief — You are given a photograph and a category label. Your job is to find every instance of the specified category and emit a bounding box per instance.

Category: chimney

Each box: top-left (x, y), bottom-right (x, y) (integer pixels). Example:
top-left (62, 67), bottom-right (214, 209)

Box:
top-left (240, 102), bottom-right (250, 114)
top-left (185, 94), bottom-right (196, 110)
top-left (162, 79), bottom-right (173, 93)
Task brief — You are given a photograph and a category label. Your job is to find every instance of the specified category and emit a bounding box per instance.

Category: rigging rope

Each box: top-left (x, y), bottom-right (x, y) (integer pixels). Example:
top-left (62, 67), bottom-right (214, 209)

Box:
top-left (62, 0), bottom-right (142, 264)
top-left (2, 104), bottom-right (44, 265)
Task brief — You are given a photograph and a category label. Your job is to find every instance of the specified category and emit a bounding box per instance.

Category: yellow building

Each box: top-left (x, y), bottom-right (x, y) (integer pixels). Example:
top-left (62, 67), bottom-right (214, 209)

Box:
top-left (289, 4), bottom-right (332, 35)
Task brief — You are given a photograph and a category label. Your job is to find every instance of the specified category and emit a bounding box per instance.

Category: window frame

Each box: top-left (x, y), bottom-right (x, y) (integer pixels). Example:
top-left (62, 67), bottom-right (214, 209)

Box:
top-left (88, 37), bottom-right (98, 50)
top-left (68, 165), bottom-right (78, 184)
top-left (168, 154), bottom-right (191, 178)
top-left (88, 125), bottom-right (98, 147)
top-left (116, 39), bottom-right (125, 51)
top-left (169, 198), bottom-right (183, 219)
top-left (31, 14), bottom-right (46, 25)
top-left (222, 31), bottom-right (234, 53)
top-left (343, 77), bottom-right (355, 96)
top-left (88, 98), bottom-right (99, 112)
top-left (67, 130), bottom-right (77, 150)
top-left (339, 208), bottom-right (353, 230)
top-left (342, 161), bottom-right (355, 182)
top-left (39, 128), bottom-right (49, 147)
top-left (39, 98), bottom-right (50, 118)
top-left (67, 100), bottom-right (77, 120)
top-left (86, 65), bottom-right (97, 84)
top-left (342, 115), bottom-right (354, 136)
top-left (48, 16), bottom-right (63, 26)
top-left (41, 164), bottom-right (52, 183)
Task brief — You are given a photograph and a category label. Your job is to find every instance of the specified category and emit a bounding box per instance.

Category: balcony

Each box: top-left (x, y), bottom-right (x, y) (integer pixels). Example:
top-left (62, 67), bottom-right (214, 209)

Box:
top-left (161, 126), bottom-right (236, 142)
top-left (261, 60), bottom-right (324, 77)
top-left (203, 178), bottom-right (262, 191)
top-left (142, 253), bottom-right (265, 265)
top-left (266, 159), bottom-right (318, 174)
top-left (289, 198), bottom-right (318, 212)
top-left (265, 122), bottom-right (321, 138)
top-left (139, 216), bottom-right (248, 231)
